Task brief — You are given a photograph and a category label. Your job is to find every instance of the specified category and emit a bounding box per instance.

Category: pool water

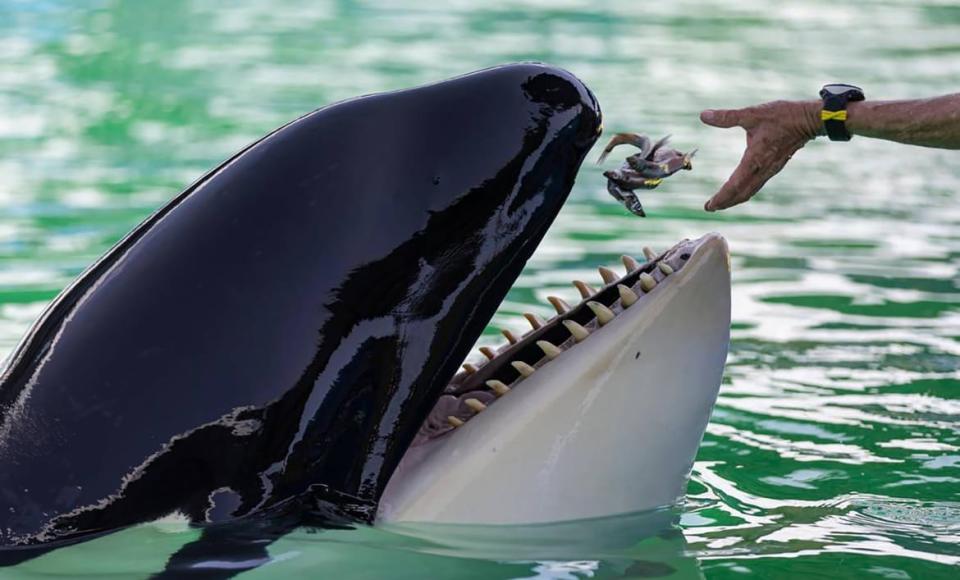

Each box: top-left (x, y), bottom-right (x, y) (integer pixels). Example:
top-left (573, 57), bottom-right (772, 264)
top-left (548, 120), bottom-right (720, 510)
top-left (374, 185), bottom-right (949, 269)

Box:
top-left (1, 0), bottom-right (958, 578)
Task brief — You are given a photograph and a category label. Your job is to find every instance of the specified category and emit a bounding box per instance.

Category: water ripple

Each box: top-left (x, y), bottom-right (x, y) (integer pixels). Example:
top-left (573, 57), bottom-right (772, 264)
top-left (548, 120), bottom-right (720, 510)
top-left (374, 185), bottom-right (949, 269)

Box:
top-left (1, 0), bottom-right (958, 577)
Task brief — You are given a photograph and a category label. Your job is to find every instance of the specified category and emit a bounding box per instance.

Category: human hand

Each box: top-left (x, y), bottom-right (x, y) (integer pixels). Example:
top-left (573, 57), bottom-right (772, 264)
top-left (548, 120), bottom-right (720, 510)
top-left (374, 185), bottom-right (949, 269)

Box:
top-left (700, 100), bottom-right (822, 211)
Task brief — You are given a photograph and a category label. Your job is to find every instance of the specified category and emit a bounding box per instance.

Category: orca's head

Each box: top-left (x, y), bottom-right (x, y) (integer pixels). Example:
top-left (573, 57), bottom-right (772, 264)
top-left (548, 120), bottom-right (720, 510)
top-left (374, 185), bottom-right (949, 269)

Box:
top-left (0, 63), bottom-right (604, 544)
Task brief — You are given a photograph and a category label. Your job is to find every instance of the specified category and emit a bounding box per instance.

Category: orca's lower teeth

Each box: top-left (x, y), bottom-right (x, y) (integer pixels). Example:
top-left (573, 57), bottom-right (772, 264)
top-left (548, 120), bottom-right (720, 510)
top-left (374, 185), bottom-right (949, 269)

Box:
top-left (536, 340), bottom-right (562, 359)
top-left (639, 272), bottom-right (657, 292)
top-left (486, 380), bottom-right (510, 396)
top-left (464, 398), bottom-right (487, 413)
top-left (586, 301), bottom-right (615, 325)
top-left (563, 320), bottom-right (590, 342)
top-left (511, 361), bottom-right (536, 377)
top-left (618, 284), bottom-right (639, 306)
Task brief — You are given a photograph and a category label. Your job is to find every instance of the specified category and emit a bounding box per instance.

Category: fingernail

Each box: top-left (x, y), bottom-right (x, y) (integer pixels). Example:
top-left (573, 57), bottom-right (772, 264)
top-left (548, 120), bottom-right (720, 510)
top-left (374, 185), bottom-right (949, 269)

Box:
top-left (701, 110), bottom-right (716, 123)
top-left (704, 200), bottom-right (715, 212)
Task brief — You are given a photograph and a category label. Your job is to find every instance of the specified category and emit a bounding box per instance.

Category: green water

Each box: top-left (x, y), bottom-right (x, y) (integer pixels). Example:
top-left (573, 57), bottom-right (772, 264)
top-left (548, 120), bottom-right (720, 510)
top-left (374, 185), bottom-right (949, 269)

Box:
top-left (1, 0), bottom-right (959, 578)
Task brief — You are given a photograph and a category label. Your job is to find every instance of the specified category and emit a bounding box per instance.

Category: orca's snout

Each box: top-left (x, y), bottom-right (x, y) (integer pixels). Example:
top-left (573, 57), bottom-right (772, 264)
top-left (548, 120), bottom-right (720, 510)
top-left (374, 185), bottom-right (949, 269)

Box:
top-left (518, 65), bottom-right (602, 149)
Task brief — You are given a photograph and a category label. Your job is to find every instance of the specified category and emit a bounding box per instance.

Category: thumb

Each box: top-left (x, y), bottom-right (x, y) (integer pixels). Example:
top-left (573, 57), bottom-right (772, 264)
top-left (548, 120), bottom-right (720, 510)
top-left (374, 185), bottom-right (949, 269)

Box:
top-left (700, 108), bottom-right (744, 129)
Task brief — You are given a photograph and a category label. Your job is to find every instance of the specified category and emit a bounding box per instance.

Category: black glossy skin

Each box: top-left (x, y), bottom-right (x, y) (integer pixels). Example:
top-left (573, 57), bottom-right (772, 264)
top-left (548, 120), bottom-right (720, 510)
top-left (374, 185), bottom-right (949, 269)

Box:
top-left (0, 63), bottom-right (601, 548)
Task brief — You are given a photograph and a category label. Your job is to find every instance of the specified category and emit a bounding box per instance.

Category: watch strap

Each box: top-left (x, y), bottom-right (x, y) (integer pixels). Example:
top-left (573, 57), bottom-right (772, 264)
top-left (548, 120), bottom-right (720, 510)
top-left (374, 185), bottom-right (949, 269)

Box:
top-left (819, 85), bottom-right (865, 142)
top-left (822, 99), bottom-right (852, 141)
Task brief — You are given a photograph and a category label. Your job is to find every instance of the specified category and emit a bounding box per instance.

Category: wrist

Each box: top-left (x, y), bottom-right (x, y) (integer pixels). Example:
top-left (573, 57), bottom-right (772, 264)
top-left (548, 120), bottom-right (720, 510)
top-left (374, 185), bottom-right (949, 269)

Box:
top-left (844, 100), bottom-right (867, 136)
top-left (801, 100), bottom-right (824, 140)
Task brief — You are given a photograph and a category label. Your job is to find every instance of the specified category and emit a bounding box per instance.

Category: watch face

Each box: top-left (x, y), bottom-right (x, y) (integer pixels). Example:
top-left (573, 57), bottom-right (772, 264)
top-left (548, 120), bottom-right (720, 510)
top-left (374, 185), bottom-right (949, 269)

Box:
top-left (822, 83), bottom-right (863, 96)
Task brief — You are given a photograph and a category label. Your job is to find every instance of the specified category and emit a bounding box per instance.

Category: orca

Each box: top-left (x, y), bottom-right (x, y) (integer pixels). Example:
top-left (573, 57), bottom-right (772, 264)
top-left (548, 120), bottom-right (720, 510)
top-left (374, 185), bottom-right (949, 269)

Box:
top-left (0, 63), bottom-right (731, 575)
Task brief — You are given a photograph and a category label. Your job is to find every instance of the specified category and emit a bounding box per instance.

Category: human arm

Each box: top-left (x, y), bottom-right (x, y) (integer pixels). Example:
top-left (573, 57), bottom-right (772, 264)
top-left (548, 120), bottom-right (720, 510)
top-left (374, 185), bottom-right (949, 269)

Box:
top-left (700, 93), bottom-right (960, 211)
top-left (846, 94), bottom-right (960, 148)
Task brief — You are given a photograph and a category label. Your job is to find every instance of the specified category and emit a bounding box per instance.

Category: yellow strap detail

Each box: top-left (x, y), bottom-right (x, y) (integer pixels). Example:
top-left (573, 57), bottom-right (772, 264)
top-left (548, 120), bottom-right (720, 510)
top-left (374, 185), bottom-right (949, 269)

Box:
top-left (821, 110), bottom-right (848, 122)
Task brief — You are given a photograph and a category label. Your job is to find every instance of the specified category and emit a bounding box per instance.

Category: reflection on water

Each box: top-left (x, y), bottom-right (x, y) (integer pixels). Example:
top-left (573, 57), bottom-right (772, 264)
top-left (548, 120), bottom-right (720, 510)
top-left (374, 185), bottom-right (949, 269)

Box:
top-left (1, 0), bottom-right (959, 577)
top-left (19, 508), bottom-right (703, 579)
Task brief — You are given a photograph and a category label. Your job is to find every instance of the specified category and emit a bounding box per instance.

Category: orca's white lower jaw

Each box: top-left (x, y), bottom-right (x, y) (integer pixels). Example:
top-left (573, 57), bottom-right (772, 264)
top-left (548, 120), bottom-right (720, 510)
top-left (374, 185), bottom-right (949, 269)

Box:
top-left (378, 233), bottom-right (731, 525)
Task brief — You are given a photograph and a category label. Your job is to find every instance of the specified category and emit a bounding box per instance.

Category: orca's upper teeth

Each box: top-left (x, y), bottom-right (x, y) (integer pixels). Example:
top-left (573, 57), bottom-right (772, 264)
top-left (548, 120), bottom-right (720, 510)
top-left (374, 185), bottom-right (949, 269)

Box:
top-left (642, 246), bottom-right (657, 261)
top-left (480, 346), bottom-right (496, 361)
top-left (511, 360), bottom-right (536, 377)
top-left (462, 363), bottom-right (478, 374)
top-left (586, 301), bottom-right (615, 325)
top-left (622, 255), bottom-right (641, 272)
top-left (617, 284), bottom-right (638, 307)
top-left (598, 266), bottom-right (618, 285)
top-left (536, 340), bottom-right (563, 360)
top-left (658, 262), bottom-right (674, 275)
top-left (501, 329), bottom-right (519, 344)
top-left (562, 319), bottom-right (590, 342)
top-left (486, 380), bottom-right (510, 396)
top-left (547, 296), bottom-right (571, 315)
top-left (573, 280), bottom-right (596, 300)
top-left (523, 312), bottom-right (544, 330)
top-left (639, 272), bottom-right (657, 292)
top-left (447, 416), bottom-right (465, 428)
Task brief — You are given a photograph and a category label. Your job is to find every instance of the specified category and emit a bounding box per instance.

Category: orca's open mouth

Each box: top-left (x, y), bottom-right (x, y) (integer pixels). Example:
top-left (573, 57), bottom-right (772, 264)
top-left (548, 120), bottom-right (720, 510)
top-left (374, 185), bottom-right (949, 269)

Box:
top-left (379, 232), bottom-right (730, 525)
top-left (416, 239), bottom-right (702, 444)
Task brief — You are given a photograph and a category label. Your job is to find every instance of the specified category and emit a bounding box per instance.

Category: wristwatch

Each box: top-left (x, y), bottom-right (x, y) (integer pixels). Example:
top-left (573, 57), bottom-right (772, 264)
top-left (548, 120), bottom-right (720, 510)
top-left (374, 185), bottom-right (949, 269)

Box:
top-left (819, 84), bottom-right (865, 141)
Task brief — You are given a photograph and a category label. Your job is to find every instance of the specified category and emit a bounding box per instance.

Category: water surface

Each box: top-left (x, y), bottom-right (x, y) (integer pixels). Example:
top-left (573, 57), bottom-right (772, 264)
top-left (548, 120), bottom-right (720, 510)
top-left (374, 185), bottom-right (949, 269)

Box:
top-left (1, 0), bottom-right (958, 578)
